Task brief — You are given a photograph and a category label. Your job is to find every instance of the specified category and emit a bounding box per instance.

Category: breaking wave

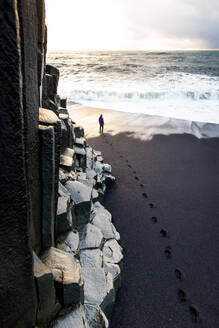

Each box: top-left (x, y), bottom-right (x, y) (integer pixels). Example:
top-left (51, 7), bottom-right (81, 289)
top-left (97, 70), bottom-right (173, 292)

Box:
top-left (47, 51), bottom-right (219, 123)
top-left (66, 89), bottom-right (219, 103)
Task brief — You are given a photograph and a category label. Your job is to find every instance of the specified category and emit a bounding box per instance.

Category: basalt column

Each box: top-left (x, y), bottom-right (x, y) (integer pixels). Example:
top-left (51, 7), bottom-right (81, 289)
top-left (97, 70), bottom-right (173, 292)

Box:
top-left (0, 1), bottom-right (36, 326)
top-left (18, 0), bottom-right (43, 254)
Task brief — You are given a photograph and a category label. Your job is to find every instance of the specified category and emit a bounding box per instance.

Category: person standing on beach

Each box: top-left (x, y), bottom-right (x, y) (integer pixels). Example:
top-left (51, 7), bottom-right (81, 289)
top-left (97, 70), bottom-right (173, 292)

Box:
top-left (99, 114), bottom-right (104, 134)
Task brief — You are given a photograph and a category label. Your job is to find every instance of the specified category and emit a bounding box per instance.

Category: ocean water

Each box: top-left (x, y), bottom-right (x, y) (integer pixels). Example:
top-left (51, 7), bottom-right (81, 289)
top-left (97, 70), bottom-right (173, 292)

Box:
top-left (47, 51), bottom-right (219, 123)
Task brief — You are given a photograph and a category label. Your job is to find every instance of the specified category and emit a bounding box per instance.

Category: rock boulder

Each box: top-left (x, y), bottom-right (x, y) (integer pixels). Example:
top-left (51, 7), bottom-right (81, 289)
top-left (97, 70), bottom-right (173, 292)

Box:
top-left (41, 247), bottom-right (84, 306)
top-left (65, 181), bottom-right (92, 226)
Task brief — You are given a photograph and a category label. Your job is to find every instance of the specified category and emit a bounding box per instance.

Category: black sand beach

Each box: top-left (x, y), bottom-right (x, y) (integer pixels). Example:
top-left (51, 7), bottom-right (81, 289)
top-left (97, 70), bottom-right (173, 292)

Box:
top-left (89, 132), bottom-right (219, 328)
top-left (69, 106), bottom-right (219, 328)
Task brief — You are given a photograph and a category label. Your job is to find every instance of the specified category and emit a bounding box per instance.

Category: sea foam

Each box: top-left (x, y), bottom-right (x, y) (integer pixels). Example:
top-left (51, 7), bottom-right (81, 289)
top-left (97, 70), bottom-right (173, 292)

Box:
top-left (48, 51), bottom-right (219, 123)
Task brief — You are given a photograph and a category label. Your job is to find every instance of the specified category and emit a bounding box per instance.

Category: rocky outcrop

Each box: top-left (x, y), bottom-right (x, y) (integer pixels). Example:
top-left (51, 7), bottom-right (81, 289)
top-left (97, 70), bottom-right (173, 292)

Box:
top-left (48, 129), bottom-right (123, 327)
top-left (0, 1), bottom-right (123, 327)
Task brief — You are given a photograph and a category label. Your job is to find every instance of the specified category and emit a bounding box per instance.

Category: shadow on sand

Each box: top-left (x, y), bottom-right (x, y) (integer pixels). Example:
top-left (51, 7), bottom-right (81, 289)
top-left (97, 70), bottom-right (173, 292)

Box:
top-left (88, 131), bottom-right (219, 328)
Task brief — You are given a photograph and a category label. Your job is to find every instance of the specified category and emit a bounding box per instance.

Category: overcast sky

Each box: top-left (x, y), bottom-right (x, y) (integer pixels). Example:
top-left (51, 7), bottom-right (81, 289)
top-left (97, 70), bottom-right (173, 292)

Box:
top-left (45, 0), bottom-right (219, 51)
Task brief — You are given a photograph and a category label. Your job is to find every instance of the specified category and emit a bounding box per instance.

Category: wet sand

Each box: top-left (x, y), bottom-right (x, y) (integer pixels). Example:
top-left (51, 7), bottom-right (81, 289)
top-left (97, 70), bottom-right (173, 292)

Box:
top-left (69, 105), bottom-right (219, 327)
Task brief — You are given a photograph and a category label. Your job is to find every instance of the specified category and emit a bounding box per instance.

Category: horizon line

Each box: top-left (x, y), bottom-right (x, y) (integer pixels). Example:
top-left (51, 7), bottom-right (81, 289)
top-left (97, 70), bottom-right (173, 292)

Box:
top-left (47, 48), bottom-right (219, 53)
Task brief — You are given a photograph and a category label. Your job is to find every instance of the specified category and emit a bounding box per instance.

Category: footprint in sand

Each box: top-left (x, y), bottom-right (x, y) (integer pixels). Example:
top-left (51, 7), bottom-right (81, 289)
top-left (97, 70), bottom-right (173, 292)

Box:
top-left (175, 268), bottom-right (184, 281)
top-left (149, 203), bottom-right (156, 208)
top-left (135, 176), bottom-right (139, 181)
top-left (126, 159), bottom-right (129, 163)
top-left (160, 229), bottom-right (168, 237)
top-left (178, 289), bottom-right (188, 302)
top-left (133, 170), bottom-right (136, 174)
top-left (140, 183), bottom-right (144, 188)
top-left (128, 164), bottom-right (132, 168)
top-left (142, 192), bottom-right (148, 199)
top-left (189, 305), bottom-right (199, 323)
top-left (164, 246), bottom-right (172, 258)
top-left (120, 155), bottom-right (123, 158)
top-left (151, 216), bottom-right (158, 223)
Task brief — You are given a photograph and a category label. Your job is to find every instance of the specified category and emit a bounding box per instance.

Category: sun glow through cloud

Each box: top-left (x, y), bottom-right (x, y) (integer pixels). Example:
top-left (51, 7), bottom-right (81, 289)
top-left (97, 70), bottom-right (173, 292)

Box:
top-left (45, 0), bottom-right (219, 51)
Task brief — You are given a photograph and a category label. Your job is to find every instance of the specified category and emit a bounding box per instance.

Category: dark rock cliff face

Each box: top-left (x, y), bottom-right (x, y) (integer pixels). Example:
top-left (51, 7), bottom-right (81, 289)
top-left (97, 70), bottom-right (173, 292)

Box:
top-left (0, 1), bottom-right (37, 326)
top-left (0, 1), bottom-right (122, 327)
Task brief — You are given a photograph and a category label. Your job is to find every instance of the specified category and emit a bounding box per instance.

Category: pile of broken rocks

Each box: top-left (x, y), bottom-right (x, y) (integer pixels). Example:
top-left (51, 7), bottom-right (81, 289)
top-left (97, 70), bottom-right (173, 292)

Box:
top-left (35, 115), bottom-right (123, 328)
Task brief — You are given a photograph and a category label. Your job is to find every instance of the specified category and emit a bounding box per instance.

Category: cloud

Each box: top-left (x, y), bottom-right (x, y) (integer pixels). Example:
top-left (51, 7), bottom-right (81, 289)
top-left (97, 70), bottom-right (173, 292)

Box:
top-left (117, 0), bottom-right (219, 48)
top-left (45, 0), bottom-right (219, 50)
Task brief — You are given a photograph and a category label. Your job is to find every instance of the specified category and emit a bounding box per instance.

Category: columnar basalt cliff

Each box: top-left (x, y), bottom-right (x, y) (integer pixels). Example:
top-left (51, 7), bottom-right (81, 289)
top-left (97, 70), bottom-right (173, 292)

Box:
top-left (0, 1), bottom-right (122, 327)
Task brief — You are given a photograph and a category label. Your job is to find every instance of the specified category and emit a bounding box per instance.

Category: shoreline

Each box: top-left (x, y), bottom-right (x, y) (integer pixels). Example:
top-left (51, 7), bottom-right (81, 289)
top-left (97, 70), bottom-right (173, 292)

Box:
top-left (68, 104), bottom-right (219, 140)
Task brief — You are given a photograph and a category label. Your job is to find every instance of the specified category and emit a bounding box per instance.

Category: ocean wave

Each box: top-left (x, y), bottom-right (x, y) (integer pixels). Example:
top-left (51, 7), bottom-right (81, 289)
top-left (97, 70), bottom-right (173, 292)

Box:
top-left (64, 89), bottom-right (219, 103)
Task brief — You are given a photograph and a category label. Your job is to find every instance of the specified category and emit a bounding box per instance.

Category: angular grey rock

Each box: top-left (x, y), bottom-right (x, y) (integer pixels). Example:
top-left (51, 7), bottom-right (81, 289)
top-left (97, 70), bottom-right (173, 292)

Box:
top-left (92, 212), bottom-right (120, 241)
top-left (75, 137), bottom-right (86, 147)
top-left (103, 164), bottom-right (112, 174)
top-left (87, 158), bottom-right (93, 170)
top-left (56, 195), bottom-right (73, 235)
top-left (80, 249), bottom-right (103, 268)
top-left (93, 150), bottom-right (102, 157)
top-left (58, 182), bottom-right (71, 198)
top-left (59, 107), bottom-right (69, 115)
top-left (86, 147), bottom-right (94, 159)
top-left (86, 148), bottom-right (94, 169)
top-left (60, 148), bottom-right (75, 169)
top-left (94, 161), bottom-right (104, 175)
top-left (78, 223), bottom-right (104, 250)
top-left (33, 253), bottom-right (60, 326)
top-left (74, 146), bottom-right (86, 156)
top-left (78, 172), bottom-right (95, 188)
top-left (86, 168), bottom-right (97, 180)
top-left (97, 156), bottom-right (104, 163)
top-left (82, 267), bottom-right (113, 306)
top-left (77, 172), bottom-right (87, 180)
top-left (52, 304), bottom-right (89, 328)
top-left (57, 231), bottom-right (79, 256)
top-left (65, 181), bottom-right (92, 226)
top-left (103, 262), bottom-right (121, 294)
top-left (84, 304), bottom-right (109, 328)
top-left (74, 145), bottom-right (87, 169)
top-left (82, 268), bottom-right (115, 319)
top-left (92, 189), bottom-right (99, 202)
top-left (59, 168), bottom-right (77, 184)
top-left (41, 247), bottom-right (84, 306)
top-left (100, 272), bottom-right (116, 319)
top-left (93, 202), bottom-right (112, 222)
top-left (103, 239), bottom-right (123, 265)
top-left (74, 147), bottom-right (87, 169)
top-left (74, 125), bottom-right (85, 138)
